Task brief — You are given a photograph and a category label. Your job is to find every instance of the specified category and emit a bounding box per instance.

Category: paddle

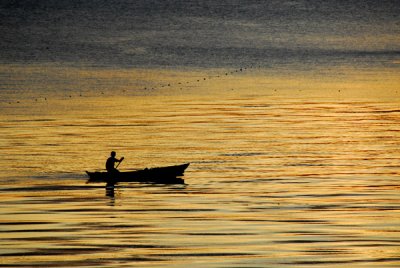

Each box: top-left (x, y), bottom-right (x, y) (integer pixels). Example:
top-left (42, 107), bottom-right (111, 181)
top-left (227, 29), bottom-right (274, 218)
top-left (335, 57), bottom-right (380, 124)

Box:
top-left (115, 157), bottom-right (124, 168)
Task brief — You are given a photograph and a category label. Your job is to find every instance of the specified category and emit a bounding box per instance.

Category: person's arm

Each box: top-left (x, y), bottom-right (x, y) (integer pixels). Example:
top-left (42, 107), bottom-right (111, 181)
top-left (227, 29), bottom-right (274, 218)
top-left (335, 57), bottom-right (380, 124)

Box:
top-left (118, 157), bottom-right (124, 162)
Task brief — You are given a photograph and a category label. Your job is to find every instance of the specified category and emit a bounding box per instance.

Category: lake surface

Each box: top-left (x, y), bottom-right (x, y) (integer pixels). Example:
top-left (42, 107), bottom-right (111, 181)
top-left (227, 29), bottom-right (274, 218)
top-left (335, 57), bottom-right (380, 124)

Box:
top-left (1, 1), bottom-right (400, 267)
top-left (1, 93), bottom-right (399, 267)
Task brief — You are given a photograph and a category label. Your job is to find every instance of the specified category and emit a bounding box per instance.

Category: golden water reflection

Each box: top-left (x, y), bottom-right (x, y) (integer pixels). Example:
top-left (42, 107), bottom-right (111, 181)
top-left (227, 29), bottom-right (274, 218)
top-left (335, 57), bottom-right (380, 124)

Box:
top-left (1, 85), bottom-right (400, 267)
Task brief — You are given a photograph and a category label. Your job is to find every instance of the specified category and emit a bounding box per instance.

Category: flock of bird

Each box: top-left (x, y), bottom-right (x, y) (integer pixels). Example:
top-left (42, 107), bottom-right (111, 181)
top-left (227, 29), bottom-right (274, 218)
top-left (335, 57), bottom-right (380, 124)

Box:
top-left (139, 65), bottom-right (258, 92)
top-left (6, 64), bottom-right (260, 105)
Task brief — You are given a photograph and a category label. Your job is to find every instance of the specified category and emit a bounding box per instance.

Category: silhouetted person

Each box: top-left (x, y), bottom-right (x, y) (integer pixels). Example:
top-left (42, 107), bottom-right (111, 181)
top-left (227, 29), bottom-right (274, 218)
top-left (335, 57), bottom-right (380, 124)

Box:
top-left (106, 151), bottom-right (124, 172)
top-left (105, 151), bottom-right (124, 187)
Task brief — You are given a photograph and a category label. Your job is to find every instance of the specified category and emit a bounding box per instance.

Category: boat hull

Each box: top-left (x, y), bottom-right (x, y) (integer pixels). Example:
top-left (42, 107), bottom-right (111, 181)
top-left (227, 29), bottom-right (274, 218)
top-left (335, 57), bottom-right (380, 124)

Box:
top-left (86, 163), bottom-right (189, 184)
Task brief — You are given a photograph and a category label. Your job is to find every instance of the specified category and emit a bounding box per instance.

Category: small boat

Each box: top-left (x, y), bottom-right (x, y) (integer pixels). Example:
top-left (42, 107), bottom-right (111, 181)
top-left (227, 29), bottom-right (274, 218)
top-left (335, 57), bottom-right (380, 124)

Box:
top-left (86, 163), bottom-right (189, 184)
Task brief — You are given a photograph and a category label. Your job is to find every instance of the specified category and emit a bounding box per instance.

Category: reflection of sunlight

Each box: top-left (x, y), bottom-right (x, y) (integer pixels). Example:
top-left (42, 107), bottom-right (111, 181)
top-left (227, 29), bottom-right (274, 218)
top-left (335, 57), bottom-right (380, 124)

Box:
top-left (1, 63), bottom-right (399, 103)
top-left (1, 87), bottom-right (400, 267)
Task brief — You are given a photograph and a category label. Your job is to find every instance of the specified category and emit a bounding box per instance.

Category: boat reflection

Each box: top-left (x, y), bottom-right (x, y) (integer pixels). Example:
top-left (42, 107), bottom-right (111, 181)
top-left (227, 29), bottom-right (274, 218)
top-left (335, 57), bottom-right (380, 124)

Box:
top-left (104, 182), bottom-right (188, 205)
top-left (106, 185), bottom-right (115, 198)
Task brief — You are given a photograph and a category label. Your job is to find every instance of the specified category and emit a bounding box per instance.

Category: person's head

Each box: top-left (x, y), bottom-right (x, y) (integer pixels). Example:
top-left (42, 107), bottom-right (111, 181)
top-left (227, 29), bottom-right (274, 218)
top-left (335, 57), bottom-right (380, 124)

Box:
top-left (111, 151), bottom-right (116, 157)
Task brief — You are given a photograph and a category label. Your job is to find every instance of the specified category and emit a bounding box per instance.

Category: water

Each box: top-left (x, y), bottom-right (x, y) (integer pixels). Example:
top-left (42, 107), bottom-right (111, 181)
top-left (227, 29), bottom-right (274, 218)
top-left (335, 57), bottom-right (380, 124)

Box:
top-left (1, 94), bottom-right (399, 267)
top-left (1, 0), bottom-right (400, 267)
top-left (1, 0), bottom-right (400, 68)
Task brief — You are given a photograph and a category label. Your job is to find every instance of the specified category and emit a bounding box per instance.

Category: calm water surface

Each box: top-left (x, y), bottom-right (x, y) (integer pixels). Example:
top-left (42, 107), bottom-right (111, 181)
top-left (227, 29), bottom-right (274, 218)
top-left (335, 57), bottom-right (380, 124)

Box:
top-left (0, 94), bottom-right (399, 267)
top-left (1, 0), bottom-right (400, 266)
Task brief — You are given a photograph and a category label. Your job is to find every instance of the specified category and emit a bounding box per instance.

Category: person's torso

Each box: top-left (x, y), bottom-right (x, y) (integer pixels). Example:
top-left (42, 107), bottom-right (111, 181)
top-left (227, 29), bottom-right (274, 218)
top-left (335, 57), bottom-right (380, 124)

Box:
top-left (106, 157), bottom-right (116, 171)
